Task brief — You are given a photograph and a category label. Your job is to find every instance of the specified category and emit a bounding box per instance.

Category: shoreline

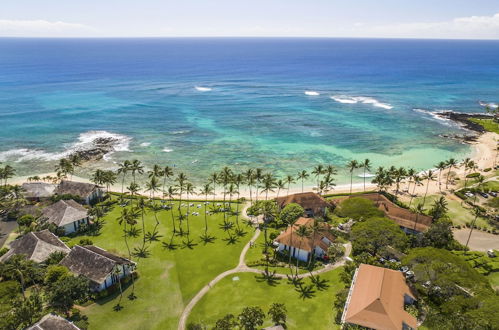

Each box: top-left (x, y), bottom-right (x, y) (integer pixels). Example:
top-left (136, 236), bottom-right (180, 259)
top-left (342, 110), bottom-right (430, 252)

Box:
top-left (8, 131), bottom-right (497, 200)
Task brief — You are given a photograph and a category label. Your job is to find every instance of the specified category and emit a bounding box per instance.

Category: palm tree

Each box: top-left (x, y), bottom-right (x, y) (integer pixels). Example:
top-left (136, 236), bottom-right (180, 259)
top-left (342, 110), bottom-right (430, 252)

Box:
top-left (445, 158), bottom-right (458, 189)
top-left (294, 225), bottom-right (311, 278)
top-left (130, 159), bottom-right (144, 184)
top-left (421, 170), bottom-right (436, 205)
top-left (55, 158), bottom-right (73, 180)
top-left (117, 160), bottom-right (132, 195)
top-left (408, 175), bottom-right (422, 208)
top-left (406, 168), bottom-right (416, 193)
top-left (68, 154), bottom-right (82, 180)
top-left (199, 183), bottom-right (213, 237)
top-left (210, 172), bottom-right (219, 203)
top-left (166, 186), bottom-right (178, 233)
top-left (117, 207), bottom-right (139, 299)
top-left (361, 159), bottom-right (371, 192)
top-left (393, 167), bottom-right (407, 196)
top-left (184, 182), bottom-right (195, 234)
top-left (136, 197), bottom-right (148, 247)
top-left (127, 182), bottom-right (140, 206)
top-left (254, 168), bottom-right (264, 201)
top-left (297, 170), bottom-right (309, 193)
top-left (261, 173), bottom-right (276, 200)
top-left (347, 160), bottom-right (359, 195)
top-left (145, 176), bottom-right (161, 201)
top-left (435, 161), bottom-right (447, 191)
top-left (1, 256), bottom-right (37, 299)
top-left (162, 166), bottom-right (174, 204)
top-left (275, 179), bottom-right (286, 199)
top-left (412, 203), bottom-right (426, 232)
top-left (148, 164), bottom-right (163, 180)
top-left (175, 172), bottom-right (187, 234)
top-left (285, 175), bottom-right (295, 196)
top-left (463, 158), bottom-right (474, 189)
top-left (312, 165), bottom-right (325, 189)
top-left (244, 169), bottom-right (255, 204)
top-left (102, 170), bottom-right (117, 195)
top-left (307, 220), bottom-right (323, 268)
top-left (233, 173), bottom-right (245, 226)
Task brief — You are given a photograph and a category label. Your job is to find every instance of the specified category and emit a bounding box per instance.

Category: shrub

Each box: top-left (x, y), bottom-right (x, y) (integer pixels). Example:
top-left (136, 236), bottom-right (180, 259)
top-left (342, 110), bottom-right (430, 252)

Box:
top-left (334, 197), bottom-right (384, 220)
top-left (466, 172), bottom-right (481, 178)
top-left (0, 247), bottom-right (8, 257)
top-left (484, 168), bottom-right (492, 172)
top-left (79, 238), bottom-right (93, 246)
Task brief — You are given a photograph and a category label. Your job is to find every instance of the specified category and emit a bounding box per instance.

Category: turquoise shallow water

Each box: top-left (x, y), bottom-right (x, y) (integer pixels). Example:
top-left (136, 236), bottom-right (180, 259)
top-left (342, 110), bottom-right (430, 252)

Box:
top-left (1, 38), bottom-right (498, 185)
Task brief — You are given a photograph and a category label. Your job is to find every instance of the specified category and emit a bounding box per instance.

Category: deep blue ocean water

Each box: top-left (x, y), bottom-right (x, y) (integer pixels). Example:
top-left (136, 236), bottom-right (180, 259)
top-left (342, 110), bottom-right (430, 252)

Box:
top-left (0, 38), bottom-right (498, 185)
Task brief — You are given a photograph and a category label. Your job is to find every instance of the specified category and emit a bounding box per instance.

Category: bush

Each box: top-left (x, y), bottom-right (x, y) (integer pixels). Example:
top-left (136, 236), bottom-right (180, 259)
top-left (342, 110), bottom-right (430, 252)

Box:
top-left (79, 238), bottom-right (93, 246)
top-left (484, 168), bottom-right (492, 172)
top-left (466, 172), bottom-right (481, 178)
top-left (334, 197), bottom-right (384, 220)
top-left (0, 247), bottom-right (8, 257)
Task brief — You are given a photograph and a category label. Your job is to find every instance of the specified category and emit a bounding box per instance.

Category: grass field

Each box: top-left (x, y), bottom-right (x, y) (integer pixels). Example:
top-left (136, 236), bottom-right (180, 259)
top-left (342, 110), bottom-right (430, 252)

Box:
top-left (187, 268), bottom-right (345, 329)
top-left (468, 118), bottom-right (499, 134)
top-left (414, 195), bottom-right (491, 229)
top-left (70, 199), bottom-right (252, 330)
top-left (486, 271), bottom-right (499, 290)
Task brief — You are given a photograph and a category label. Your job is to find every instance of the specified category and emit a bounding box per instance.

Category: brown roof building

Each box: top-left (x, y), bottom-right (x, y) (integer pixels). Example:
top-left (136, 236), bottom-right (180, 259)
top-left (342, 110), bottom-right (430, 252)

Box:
top-left (334, 193), bottom-right (432, 233)
top-left (55, 180), bottom-right (103, 204)
top-left (275, 217), bottom-right (335, 262)
top-left (28, 313), bottom-right (80, 330)
top-left (342, 264), bottom-right (417, 330)
top-left (60, 245), bottom-right (135, 292)
top-left (22, 182), bottom-right (56, 202)
top-left (275, 192), bottom-right (331, 217)
top-left (0, 230), bottom-right (70, 263)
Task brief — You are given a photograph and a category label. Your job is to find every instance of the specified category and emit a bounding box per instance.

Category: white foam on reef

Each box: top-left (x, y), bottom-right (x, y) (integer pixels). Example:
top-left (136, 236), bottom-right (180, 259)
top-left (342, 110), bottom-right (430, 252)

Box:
top-left (357, 173), bottom-right (375, 178)
top-left (331, 95), bottom-right (393, 109)
top-left (0, 130), bottom-right (132, 163)
top-left (304, 91), bottom-right (320, 96)
top-left (413, 109), bottom-right (455, 127)
top-left (140, 142), bottom-right (151, 147)
top-left (195, 86), bottom-right (212, 92)
top-left (163, 148), bottom-right (173, 152)
top-left (479, 101), bottom-right (498, 108)
top-left (170, 130), bottom-right (190, 135)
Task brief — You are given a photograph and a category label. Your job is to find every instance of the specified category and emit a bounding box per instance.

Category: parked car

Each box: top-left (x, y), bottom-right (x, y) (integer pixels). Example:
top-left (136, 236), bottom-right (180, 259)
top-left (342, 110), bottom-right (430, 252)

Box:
top-left (490, 191), bottom-right (497, 197)
top-left (480, 192), bottom-right (489, 198)
top-left (465, 192), bottom-right (474, 198)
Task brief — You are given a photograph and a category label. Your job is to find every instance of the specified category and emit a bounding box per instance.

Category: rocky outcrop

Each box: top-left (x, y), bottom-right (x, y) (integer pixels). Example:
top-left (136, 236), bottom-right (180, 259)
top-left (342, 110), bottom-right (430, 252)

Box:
top-left (68, 137), bottom-right (119, 162)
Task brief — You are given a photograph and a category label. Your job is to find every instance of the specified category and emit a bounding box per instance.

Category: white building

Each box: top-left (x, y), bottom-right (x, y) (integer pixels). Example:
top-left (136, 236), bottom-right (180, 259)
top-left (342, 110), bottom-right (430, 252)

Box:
top-left (41, 200), bottom-right (89, 234)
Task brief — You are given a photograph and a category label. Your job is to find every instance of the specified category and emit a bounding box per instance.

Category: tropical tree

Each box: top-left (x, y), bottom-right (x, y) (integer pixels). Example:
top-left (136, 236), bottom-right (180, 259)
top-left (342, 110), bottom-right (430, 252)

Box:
top-left (445, 158), bottom-right (458, 189)
top-left (279, 203), bottom-right (304, 272)
top-left (408, 175), bottom-right (423, 208)
top-left (55, 158), bottom-right (73, 180)
top-left (261, 173), bottom-right (276, 200)
top-left (199, 183), bottom-right (214, 242)
top-left (435, 161), bottom-right (447, 191)
top-left (162, 166), bottom-right (174, 204)
top-left (421, 169), bottom-right (436, 205)
top-left (285, 175), bottom-right (295, 196)
top-left (294, 224), bottom-right (311, 277)
top-left (361, 159), bottom-right (371, 191)
top-left (312, 165), bottom-right (324, 189)
top-left (297, 170), bottom-right (309, 193)
top-left (0, 165), bottom-right (15, 186)
top-left (166, 185), bottom-right (178, 233)
top-left (244, 169), bottom-right (255, 204)
top-left (184, 182), bottom-right (196, 234)
top-left (130, 159), bottom-right (144, 184)
top-left (145, 176), bottom-right (161, 201)
top-left (0, 255), bottom-right (40, 299)
top-left (117, 160), bottom-right (132, 195)
top-left (210, 172), bottom-right (219, 203)
top-left (347, 160), bottom-right (359, 194)
top-left (275, 179), bottom-right (285, 199)
top-left (268, 302), bottom-right (287, 327)
top-left (238, 306), bottom-right (265, 330)
top-left (463, 158), bottom-right (474, 189)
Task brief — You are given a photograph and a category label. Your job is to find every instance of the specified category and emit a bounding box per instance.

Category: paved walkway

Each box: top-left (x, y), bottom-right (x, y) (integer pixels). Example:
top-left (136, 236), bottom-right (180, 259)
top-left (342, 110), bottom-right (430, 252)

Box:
top-left (453, 228), bottom-right (499, 252)
top-left (177, 222), bottom-right (352, 330)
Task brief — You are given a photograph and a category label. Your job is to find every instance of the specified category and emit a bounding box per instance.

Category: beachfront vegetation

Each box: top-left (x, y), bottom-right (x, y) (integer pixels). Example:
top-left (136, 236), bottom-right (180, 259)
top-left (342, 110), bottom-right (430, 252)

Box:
top-left (469, 118), bottom-right (499, 134)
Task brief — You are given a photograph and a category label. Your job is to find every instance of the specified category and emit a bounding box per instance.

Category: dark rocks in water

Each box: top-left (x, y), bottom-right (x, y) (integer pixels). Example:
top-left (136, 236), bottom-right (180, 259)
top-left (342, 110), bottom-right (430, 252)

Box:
top-left (437, 111), bottom-right (493, 133)
top-left (439, 133), bottom-right (478, 143)
top-left (69, 137), bottom-right (119, 162)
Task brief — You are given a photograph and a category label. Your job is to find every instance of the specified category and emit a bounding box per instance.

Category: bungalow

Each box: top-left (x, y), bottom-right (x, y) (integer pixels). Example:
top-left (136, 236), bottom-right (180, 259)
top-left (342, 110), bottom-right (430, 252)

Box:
top-left (28, 313), bottom-right (80, 330)
top-left (0, 229), bottom-right (70, 263)
top-left (60, 245), bottom-right (136, 292)
top-left (275, 192), bottom-right (331, 217)
top-left (22, 182), bottom-right (56, 202)
top-left (275, 217), bottom-right (335, 262)
top-left (55, 180), bottom-right (103, 205)
top-left (41, 200), bottom-right (89, 234)
top-left (334, 193), bottom-right (432, 234)
top-left (342, 264), bottom-right (417, 330)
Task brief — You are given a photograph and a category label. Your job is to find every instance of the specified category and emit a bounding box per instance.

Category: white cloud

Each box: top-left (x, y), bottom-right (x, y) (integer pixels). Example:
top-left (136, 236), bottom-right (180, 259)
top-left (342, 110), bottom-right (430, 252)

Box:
top-left (341, 13), bottom-right (499, 39)
top-left (0, 19), bottom-right (96, 37)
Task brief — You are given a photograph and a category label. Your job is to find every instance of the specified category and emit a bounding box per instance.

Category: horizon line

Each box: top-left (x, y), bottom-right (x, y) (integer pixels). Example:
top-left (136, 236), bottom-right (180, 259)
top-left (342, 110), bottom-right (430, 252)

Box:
top-left (1, 36), bottom-right (499, 41)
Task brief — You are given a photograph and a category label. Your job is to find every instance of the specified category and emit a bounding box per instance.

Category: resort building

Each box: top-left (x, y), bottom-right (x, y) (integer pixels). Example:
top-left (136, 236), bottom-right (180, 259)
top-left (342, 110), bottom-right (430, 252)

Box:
top-left (334, 193), bottom-right (432, 233)
top-left (41, 200), bottom-right (89, 234)
top-left (274, 217), bottom-right (335, 262)
top-left (28, 313), bottom-right (81, 330)
top-left (0, 229), bottom-right (70, 263)
top-left (275, 192), bottom-right (331, 217)
top-left (342, 264), bottom-right (417, 330)
top-left (55, 180), bottom-right (103, 205)
top-left (60, 245), bottom-right (136, 292)
top-left (22, 182), bottom-right (56, 202)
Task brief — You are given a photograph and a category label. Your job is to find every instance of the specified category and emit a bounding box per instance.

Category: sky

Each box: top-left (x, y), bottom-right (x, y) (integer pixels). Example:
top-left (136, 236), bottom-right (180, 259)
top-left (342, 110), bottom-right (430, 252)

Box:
top-left (1, 0), bottom-right (499, 39)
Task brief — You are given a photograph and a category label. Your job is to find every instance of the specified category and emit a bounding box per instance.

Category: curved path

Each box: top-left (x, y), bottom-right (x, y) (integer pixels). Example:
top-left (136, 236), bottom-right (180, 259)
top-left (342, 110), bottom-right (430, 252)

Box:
top-left (178, 223), bottom-right (351, 330)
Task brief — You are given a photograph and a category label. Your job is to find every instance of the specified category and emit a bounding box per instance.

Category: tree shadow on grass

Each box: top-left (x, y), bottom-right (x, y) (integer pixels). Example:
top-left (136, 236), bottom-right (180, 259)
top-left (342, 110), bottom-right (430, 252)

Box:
top-left (255, 270), bottom-right (281, 287)
top-left (311, 275), bottom-right (330, 291)
top-left (295, 283), bottom-right (316, 300)
top-left (223, 234), bottom-right (239, 245)
top-left (181, 237), bottom-right (198, 249)
top-left (199, 233), bottom-right (216, 245)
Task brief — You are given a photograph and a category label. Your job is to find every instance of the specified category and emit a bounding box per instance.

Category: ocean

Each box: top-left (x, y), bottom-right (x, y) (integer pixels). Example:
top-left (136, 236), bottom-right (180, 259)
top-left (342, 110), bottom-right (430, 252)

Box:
top-left (0, 38), bottom-right (498, 186)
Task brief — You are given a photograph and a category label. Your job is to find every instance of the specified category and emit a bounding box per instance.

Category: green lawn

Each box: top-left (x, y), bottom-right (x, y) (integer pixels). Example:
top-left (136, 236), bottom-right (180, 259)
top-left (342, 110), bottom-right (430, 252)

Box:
top-left (468, 118), bottom-right (499, 134)
top-left (70, 200), bottom-right (252, 330)
top-left (486, 271), bottom-right (499, 290)
top-left (414, 195), bottom-right (491, 229)
top-left (188, 269), bottom-right (345, 329)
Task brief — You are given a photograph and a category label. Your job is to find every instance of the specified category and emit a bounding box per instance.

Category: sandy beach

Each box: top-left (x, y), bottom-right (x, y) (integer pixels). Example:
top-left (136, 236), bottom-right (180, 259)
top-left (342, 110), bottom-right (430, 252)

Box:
top-left (9, 132), bottom-right (497, 200)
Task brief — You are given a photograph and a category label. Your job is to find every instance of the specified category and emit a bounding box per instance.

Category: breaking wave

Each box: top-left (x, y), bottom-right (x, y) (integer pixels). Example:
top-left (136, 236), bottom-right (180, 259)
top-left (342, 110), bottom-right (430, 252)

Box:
top-left (195, 86), bottom-right (212, 92)
top-left (331, 95), bottom-right (393, 109)
top-left (304, 91), bottom-right (320, 96)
